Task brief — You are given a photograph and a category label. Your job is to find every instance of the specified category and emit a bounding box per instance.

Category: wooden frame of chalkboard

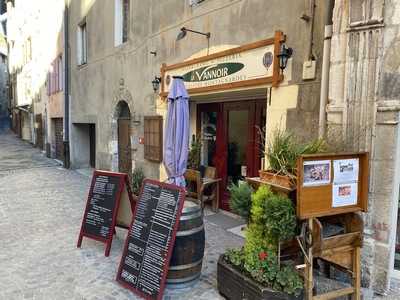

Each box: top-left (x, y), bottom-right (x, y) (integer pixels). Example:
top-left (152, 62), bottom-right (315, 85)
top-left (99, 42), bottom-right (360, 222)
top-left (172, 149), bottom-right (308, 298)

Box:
top-left (296, 152), bottom-right (369, 219)
top-left (116, 179), bottom-right (186, 300)
top-left (77, 170), bottom-right (135, 257)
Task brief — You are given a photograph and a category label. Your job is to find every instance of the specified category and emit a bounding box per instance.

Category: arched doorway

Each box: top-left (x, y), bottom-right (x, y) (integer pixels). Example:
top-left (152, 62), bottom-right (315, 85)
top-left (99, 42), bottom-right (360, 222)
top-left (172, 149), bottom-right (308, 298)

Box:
top-left (116, 101), bottom-right (132, 179)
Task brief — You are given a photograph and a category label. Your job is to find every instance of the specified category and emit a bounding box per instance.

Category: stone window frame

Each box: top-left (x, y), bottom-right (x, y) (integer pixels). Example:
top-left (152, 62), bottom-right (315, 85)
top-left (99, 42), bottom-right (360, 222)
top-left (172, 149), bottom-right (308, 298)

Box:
top-left (349, 0), bottom-right (384, 28)
top-left (77, 18), bottom-right (87, 66)
top-left (114, 0), bottom-right (130, 46)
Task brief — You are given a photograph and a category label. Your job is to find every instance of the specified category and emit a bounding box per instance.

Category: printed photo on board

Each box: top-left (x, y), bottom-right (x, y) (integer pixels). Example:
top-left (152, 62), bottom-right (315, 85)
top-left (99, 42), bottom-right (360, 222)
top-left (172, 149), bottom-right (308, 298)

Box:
top-left (332, 182), bottom-right (358, 207)
top-left (333, 158), bottom-right (359, 184)
top-left (338, 185), bottom-right (352, 196)
top-left (303, 160), bottom-right (331, 187)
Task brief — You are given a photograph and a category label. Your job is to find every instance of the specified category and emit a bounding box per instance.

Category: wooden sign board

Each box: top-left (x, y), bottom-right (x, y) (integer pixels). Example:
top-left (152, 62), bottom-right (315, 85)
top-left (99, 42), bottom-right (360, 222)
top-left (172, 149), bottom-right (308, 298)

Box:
top-left (296, 152), bottom-right (369, 219)
top-left (116, 179), bottom-right (185, 300)
top-left (77, 170), bottom-right (135, 256)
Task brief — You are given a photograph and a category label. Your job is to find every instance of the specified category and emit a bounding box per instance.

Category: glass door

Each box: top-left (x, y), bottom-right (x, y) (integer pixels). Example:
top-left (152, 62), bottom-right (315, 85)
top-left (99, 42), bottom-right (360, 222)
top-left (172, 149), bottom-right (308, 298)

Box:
top-left (227, 108), bottom-right (250, 185)
top-left (200, 110), bottom-right (217, 168)
top-left (196, 100), bottom-right (267, 211)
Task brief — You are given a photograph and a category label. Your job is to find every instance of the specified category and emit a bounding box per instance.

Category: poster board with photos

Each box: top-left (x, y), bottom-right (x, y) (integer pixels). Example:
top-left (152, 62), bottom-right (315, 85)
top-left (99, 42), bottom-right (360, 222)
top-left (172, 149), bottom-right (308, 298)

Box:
top-left (296, 152), bottom-right (369, 219)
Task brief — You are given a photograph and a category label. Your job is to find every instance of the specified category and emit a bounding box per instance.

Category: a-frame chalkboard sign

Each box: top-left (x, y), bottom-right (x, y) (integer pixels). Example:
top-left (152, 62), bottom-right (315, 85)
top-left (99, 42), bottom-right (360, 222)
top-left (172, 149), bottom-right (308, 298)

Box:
top-left (77, 170), bottom-right (135, 257)
top-left (116, 179), bottom-right (186, 300)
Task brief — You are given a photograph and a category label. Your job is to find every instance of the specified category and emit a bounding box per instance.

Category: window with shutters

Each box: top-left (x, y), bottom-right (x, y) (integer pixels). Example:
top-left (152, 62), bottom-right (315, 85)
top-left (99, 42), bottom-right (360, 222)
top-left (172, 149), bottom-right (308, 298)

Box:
top-left (144, 116), bottom-right (163, 162)
top-left (47, 55), bottom-right (63, 95)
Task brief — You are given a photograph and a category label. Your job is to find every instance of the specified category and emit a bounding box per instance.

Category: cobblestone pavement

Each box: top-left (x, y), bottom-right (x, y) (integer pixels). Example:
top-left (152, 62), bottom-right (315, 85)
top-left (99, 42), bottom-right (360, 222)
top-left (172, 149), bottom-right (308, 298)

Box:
top-left (0, 132), bottom-right (244, 300)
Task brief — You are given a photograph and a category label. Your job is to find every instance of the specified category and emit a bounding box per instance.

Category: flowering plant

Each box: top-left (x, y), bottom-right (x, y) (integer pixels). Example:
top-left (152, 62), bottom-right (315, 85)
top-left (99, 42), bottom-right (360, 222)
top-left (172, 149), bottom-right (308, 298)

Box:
top-left (224, 185), bottom-right (303, 296)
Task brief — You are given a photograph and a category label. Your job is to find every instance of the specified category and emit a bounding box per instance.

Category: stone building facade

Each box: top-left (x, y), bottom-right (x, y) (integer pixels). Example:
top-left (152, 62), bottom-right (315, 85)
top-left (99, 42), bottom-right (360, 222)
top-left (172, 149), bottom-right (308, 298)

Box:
top-left (326, 0), bottom-right (400, 294)
top-left (7, 0), bottom-right (67, 159)
top-left (0, 0), bottom-right (7, 131)
top-left (69, 0), bottom-right (328, 185)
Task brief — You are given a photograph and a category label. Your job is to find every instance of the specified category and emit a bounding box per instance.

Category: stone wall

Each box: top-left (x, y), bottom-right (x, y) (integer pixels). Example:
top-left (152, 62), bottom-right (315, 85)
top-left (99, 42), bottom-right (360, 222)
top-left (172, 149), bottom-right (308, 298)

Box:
top-left (327, 0), bottom-right (400, 294)
top-left (69, 0), bottom-right (329, 178)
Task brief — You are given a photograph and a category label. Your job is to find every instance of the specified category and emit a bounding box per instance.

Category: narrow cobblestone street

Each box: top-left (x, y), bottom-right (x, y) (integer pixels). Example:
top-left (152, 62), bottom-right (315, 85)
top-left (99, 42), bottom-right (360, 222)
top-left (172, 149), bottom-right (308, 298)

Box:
top-left (0, 132), bottom-right (244, 300)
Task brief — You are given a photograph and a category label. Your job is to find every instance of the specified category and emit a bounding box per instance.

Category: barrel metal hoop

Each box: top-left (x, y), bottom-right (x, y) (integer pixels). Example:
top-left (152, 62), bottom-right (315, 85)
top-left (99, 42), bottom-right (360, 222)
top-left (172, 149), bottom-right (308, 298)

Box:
top-left (179, 210), bottom-right (202, 221)
top-left (181, 205), bottom-right (201, 214)
top-left (168, 259), bottom-right (203, 271)
top-left (175, 224), bottom-right (205, 236)
top-left (166, 273), bottom-right (201, 284)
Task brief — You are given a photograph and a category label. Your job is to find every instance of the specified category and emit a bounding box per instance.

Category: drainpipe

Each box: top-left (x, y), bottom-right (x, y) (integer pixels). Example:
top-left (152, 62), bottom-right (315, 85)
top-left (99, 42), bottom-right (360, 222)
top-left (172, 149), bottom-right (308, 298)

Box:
top-left (63, 0), bottom-right (70, 168)
top-left (318, 0), bottom-right (335, 138)
top-left (307, 0), bottom-right (316, 61)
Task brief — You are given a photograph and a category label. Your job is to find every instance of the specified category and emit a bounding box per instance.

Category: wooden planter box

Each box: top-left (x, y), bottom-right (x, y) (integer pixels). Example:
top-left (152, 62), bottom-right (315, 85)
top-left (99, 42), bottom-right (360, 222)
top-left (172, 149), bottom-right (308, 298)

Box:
top-left (217, 255), bottom-right (302, 300)
top-left (259, 170), bottom-right (295, 190)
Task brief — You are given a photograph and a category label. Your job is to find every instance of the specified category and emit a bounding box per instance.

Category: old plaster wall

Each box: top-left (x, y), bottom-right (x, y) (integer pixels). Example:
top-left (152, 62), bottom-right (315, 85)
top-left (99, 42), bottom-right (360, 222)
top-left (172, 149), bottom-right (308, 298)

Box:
top-left (327, 0), bottom-right (400, 294)
top-left (69, 0), bottom-right (327, 178)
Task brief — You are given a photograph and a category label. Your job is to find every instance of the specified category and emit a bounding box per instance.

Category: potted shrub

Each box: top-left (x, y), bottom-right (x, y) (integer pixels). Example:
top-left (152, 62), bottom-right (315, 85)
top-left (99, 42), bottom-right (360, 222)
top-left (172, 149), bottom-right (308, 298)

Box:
top-left (259, 128), bottom-right (326, 189)
top-left (228, 181), bottom-right (253, 224)
top-left (218, 186), bottom-right (303, 300)
top-left (187, 135), bottom-right (202, 173)
top-left (132, 167), bottom-right (145, 200)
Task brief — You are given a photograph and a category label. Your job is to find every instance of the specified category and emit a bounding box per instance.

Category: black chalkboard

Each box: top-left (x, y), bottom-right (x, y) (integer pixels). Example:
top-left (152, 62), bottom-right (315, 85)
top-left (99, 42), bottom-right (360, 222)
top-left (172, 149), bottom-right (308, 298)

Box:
top-left (116, 179), bottom-right (185, 300)
top-left (82, 174), bottom-right (120, 238)
top-left (77, 170), bottom-right (135, 257)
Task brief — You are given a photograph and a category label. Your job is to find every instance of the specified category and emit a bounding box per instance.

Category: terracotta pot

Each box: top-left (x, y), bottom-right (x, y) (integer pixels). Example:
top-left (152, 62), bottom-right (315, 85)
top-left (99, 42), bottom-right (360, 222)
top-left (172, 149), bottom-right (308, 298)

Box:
top-left (259, 170), bottom-right (295, 190)
top-left (217, 255), bottom-right (303, 300)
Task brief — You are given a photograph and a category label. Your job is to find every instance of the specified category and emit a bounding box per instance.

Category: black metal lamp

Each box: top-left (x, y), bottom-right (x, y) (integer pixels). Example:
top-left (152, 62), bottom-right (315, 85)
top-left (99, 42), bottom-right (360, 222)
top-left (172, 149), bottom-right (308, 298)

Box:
top-left (177, 27), bottom-right (211, 55)
top-left (277, 44), bottom-right (293, 71)
top-left (152, 76), bottom-right (161, 92)
top-left (176, 27), bottom-right (210, 41)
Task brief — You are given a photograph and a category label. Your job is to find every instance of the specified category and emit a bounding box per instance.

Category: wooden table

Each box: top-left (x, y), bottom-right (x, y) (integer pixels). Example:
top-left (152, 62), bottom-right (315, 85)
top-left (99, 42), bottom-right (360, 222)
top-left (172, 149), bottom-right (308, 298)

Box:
top-left (201, 177), bottom-right (221, 212)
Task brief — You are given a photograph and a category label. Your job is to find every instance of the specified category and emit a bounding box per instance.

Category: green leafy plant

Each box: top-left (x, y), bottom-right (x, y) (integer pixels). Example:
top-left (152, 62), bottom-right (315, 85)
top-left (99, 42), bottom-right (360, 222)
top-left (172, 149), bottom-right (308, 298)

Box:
top-left (263, 193), bottom-right (297, 244)
top-left (266, 128), bottom-right (327, 177)
top-left (225, 246), bottom-right (303, 296)
top-left (225, 248), bottom-right (244, 268)
top-left (274, 265), bottom-right (304, 296)
top-left (228, 182), bottom-right (253, 223)
top-left (132, 167), bottom-right (145, 196)
top-left (187, 136), bottom-right (202, 170)
top-left (244, 245), bottom-right (279, 284)
top-left (244, 186), bottom-right (275, 255)
top-left (225, 185), bottom-right (303, 296)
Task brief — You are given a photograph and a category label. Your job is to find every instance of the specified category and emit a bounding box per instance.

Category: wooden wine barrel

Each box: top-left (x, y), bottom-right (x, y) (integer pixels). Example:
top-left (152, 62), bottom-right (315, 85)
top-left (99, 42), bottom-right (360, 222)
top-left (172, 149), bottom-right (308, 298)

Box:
top-left (167, 200), bottom-right (205, 287)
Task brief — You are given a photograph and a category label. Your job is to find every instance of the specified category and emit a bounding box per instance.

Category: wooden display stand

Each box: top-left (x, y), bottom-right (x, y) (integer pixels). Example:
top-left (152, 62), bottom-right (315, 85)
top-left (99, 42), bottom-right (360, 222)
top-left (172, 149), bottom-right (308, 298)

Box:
top-left (296, 153), bottom-right (368, 300)
top-left (304, 214), bottom-right (362, 300)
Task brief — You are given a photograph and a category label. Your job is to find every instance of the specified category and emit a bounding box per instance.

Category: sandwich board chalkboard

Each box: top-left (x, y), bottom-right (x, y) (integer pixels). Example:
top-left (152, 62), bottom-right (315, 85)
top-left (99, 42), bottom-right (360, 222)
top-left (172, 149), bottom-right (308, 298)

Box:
top-left (77, 170), bottom-right (135, 256)
top-left (116, 179), bottom-right (185, 300)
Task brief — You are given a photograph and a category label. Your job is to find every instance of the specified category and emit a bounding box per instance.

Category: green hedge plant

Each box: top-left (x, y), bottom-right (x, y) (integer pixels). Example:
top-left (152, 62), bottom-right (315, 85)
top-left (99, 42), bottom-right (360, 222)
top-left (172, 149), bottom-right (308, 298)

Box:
top-left (132, 167), bottom-right (145, 196)
top-left (228, 182), bottom-right (253, 224)
top-left (225, 185), bottom-right (303, 296)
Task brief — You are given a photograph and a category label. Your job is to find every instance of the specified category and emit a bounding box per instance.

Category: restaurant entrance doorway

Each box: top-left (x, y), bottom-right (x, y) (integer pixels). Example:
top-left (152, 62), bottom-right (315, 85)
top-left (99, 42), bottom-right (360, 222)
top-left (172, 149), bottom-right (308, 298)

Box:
top-left (197, 99), bottom-right (266, 210)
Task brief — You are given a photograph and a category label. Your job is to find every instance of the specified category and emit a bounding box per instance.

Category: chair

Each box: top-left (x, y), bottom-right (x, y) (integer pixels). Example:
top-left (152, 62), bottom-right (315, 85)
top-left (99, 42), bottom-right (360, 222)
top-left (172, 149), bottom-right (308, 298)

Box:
top-left (204, 166), bottom-right (217, 179)
top-left (184, 169), bottom-right (202, 204)
top-left (202, 166), bottom-right (220, 212)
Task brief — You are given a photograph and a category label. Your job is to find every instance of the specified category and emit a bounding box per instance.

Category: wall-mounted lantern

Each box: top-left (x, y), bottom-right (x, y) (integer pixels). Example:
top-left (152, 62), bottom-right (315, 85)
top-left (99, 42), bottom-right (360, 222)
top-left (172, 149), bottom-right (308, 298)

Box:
top-left (152, 76), bottom-right (161, 93)
top-left (277, 44), bottom-right (293, 71)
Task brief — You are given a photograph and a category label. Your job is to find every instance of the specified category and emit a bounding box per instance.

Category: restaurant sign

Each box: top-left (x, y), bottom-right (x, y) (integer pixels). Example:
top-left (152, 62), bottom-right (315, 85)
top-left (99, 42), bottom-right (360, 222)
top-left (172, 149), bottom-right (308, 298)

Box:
top-left (160, 31), bottom-right (284, 96)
